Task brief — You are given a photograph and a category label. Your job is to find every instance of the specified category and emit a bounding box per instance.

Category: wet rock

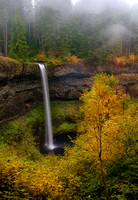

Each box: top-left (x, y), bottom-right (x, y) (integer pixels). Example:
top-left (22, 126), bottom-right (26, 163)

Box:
top-left (49, 76), bottom-right (94, 100)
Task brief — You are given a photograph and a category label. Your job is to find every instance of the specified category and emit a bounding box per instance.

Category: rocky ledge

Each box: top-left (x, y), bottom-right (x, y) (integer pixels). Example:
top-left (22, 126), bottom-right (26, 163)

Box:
top-left (0, 56), bottom-right (137, 122)
top-left (49, 62), bottom-right (138, 99)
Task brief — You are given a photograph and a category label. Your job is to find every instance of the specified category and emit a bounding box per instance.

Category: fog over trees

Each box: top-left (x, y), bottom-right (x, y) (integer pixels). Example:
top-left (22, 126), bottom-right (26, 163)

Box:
top-left (0, 0), bottom-right (137, 64)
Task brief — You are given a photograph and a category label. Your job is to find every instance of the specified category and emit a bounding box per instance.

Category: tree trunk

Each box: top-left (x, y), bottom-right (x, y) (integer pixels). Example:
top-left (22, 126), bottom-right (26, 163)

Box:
top-left (98, 125), bottom-right (109, 200)
top-left (5, 20), bottom-right (8, 57)
top-left (3, 20), bottom-right (8, 57)
top-left (3, 22), bottom-right (5, 55)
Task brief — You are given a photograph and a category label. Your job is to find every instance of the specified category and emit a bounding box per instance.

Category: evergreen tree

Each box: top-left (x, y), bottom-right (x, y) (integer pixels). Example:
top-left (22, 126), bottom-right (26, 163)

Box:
top-left (0, 0), bottom-right (12, 56)
top-left (40, 7), bottom-right (58, 57)
top-left (0, 0), bottom-right (137, 64)
top-left (131, 5), bottom-right (138, 59)
top-left (67, 21), bottom-right (87, 58)
top-left (58, 23), bottom-right (71, 60)
top-left (9, 11), bottom-right (29, 60)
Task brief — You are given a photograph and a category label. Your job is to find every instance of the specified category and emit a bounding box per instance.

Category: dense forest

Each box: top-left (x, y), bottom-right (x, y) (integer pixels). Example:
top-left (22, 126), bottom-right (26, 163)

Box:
top-left (0, 0), bottom-right (138, 65)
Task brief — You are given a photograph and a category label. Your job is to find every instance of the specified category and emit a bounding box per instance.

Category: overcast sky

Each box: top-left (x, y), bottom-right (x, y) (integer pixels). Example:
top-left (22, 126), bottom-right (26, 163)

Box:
top-left (72, 0), bottom-right (138, 6)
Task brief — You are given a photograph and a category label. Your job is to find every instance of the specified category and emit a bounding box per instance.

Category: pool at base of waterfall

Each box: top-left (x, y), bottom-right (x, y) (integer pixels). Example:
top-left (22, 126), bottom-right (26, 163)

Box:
top-left (40, 132), bottom-right (77, 155)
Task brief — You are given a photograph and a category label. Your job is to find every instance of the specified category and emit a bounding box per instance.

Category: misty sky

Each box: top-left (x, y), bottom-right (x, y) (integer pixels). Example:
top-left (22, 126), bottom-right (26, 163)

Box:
top-left (72, 0), bottom-right (138, 6)
top-left (72, 0), bottom-right (79, 5)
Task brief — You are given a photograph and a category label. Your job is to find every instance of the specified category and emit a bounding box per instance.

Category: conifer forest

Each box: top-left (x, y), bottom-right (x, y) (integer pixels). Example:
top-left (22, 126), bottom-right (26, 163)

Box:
top-left (0, 0), bottom-right (138, 64)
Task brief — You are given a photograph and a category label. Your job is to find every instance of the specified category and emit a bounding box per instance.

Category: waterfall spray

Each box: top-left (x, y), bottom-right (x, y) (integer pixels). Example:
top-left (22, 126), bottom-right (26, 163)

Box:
top-left (38, 63), bottom-right (54, 150)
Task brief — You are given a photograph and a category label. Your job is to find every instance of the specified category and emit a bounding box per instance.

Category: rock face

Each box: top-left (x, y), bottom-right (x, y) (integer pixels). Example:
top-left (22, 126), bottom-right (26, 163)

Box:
top-left (48, 62), bottom-right (95, 99)
top-left (0, 58), bottom-right (42, 122)
top-left (0, 77), bottom-right (42, 122)
top-left (49, 62), bottom-right (138, 100)
top-left (0, 56), bottom-right (138, 122)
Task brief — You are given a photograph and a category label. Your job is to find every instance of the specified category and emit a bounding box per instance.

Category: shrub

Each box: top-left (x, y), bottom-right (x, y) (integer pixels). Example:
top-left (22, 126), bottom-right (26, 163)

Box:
top-left (114, 56), bottom-right (127, 66)
top-left (0, 80), bottom-right (137, 200)
top-left (68, 55), bottom-right (80, 64)
top-left (0, 143), bottom-right (64, 199)
top-left (35, 53), bottom-right (47, 62)
top-left (108, 54), bottom-right (134, 66)
top-left (129, 53), bottom-right (135, 63)
top-left (46, 56), bottom-right (62, 66)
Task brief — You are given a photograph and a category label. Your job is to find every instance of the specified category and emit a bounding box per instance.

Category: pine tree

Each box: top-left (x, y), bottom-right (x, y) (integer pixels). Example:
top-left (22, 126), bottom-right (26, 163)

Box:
top-left (9, 11), bottom-right (29, 60)
top-left (0, 0), bottom-right (12, 56)
top-left (40, 8), bottom-right (58, 57)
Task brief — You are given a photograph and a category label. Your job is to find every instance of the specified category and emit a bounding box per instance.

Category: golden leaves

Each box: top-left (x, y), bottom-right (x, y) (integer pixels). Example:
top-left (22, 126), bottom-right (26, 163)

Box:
top-left (78, 74), bottom-right (133, 174)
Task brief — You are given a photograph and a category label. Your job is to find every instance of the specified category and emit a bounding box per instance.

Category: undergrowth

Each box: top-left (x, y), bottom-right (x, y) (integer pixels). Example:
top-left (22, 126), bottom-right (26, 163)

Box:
top-left (0, 84), bottom-right (137, 199)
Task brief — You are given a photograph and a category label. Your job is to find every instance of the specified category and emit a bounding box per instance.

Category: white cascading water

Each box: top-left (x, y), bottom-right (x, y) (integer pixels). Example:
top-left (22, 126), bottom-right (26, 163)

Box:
top-left (38, 63), bottom-right (54, 150)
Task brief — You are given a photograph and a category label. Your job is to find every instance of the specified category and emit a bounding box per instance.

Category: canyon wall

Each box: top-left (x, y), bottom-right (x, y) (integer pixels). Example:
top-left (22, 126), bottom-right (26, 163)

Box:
top-left (0, 56), bottom-right (137, 122)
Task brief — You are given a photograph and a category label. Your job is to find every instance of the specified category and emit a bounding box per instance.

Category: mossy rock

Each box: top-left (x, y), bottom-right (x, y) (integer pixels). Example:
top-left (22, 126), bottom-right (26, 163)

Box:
top-left (23, 62), bottom-right (40, 75)
top-left (0, 100), bottom-right (80, 147)
top-left (0, 56), bottom-right (22, 79)
top-left (0, 104), bottom-right (44, 144)
top-left (0, 57), bottom-right (41, 80)
top-left (54, 122), bottom-right (77, 134)
top-left (51, 101), bottom-right (80, 122)
top-left (51, 101), bottom-right (80, 134)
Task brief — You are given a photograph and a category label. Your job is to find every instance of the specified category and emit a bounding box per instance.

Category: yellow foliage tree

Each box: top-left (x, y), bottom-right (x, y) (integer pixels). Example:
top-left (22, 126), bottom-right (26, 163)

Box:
top-left (129, 53), bottom-right (135, 63)
top-left (114, 56), bottom-right (126, 66)
top-left (35, 52), bottom-right (47, 62)
top-left (68, 55), bottom-right (80, 64)
top-left (78, 73), bottom-right (130, 199)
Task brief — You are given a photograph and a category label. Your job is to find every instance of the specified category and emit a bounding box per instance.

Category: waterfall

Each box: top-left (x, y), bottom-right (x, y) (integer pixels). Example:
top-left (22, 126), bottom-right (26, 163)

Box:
top-left (38, 63), bottom-right (54, 150)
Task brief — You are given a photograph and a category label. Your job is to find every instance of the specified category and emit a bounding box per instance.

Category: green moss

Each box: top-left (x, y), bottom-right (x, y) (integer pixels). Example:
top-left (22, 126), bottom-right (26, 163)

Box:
top-left (21, 104), bottom-right (44, 123)
top-left (0, 57), bottom-right (4, 64)
top-left (23, 62), bottom-right (40, 74)
top-left (0, 105), bottom-right (44, 144)
top-left (51, 101), bottom-right (80, 134)
top-left (0, 56), bottom-right (22, 75)
top-left (0, 101), bottom-right (80, 144)
top-left (56, 122), bottom-right (77, 133)
top-left (51, 101), bottom-right (80, 121)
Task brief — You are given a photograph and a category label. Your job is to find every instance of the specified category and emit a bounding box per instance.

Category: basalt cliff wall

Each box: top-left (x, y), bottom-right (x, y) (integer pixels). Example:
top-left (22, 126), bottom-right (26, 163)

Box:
top-left (48, 62), bottom-right (138, 99)
top-left (0, 56), bottom-right (137, 122)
